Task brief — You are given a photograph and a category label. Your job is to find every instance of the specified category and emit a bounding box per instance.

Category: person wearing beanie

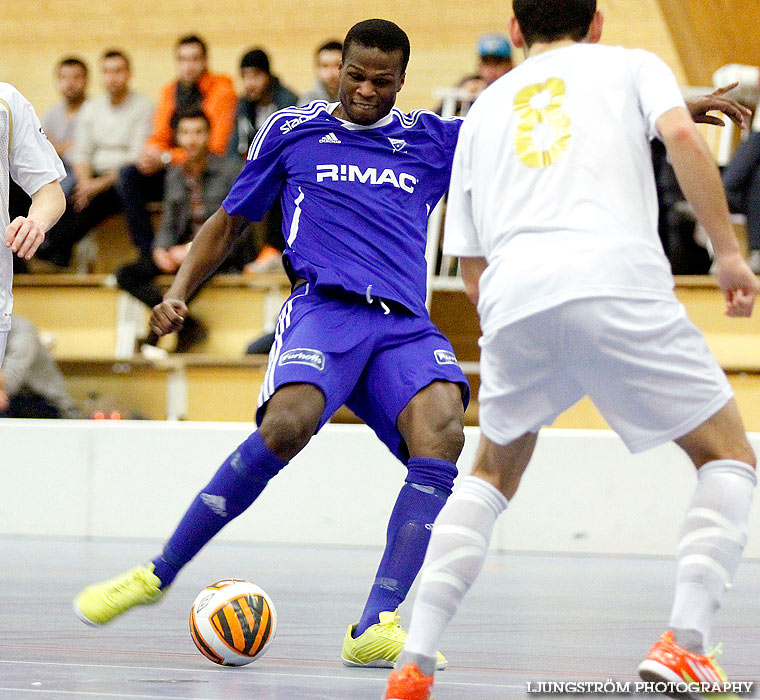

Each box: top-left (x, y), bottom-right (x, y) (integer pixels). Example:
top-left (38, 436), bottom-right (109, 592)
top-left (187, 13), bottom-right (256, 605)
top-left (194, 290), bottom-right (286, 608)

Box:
top-left (228, 47), bottom-right (299, 158)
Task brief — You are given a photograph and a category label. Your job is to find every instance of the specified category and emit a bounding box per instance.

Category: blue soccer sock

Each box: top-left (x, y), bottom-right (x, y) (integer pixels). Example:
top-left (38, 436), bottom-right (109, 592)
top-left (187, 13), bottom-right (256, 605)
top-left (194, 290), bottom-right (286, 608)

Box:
top-left (151, 431), bottom-right (287, 589)
top-left (353, 456), bottom-right (457, 637)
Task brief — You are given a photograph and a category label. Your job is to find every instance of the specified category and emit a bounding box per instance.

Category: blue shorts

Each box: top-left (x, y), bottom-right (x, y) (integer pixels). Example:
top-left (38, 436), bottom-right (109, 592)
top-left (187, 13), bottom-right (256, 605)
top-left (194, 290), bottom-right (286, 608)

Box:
top-left (256, 284), bottom-right (470, 462)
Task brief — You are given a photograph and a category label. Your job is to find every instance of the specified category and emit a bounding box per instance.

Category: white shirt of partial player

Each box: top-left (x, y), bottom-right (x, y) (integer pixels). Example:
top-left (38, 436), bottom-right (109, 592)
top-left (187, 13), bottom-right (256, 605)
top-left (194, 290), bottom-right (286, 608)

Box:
top-left (0, 82), bottom-right (66, 331)
top-left (443, 43), bottom-right (688, 336)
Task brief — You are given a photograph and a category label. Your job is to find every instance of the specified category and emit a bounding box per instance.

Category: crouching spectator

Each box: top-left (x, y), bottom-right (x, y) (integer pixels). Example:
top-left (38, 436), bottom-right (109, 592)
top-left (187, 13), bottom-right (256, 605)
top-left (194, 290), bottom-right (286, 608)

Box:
top-left (116, 110), bottom-right (249, 353)
top-left (0, 317), bottom-right (78, 418)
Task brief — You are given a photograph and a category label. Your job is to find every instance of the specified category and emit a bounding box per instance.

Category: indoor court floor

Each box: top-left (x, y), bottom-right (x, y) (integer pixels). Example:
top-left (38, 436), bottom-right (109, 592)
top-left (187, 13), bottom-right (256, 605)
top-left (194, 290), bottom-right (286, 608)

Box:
top-left (1, 538), bottom-right (758, 700)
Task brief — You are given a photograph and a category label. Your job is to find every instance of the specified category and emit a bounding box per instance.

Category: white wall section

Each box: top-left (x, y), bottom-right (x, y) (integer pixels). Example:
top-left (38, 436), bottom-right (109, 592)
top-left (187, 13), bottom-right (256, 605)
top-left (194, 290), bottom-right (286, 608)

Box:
top-left (2, 421), bottom-right (758, 557)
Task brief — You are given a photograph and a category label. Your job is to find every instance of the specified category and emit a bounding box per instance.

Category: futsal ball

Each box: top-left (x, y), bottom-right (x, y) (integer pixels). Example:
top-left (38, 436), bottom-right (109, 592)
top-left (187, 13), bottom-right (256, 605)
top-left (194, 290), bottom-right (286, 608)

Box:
top-left (189, 579), bottom-right (277, 666)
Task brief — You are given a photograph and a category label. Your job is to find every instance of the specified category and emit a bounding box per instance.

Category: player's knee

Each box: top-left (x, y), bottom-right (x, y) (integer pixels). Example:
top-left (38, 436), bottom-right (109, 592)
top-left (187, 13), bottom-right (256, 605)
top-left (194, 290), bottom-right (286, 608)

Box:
top-left (259, 409), bottom-right (318, 460)
top-left (425, 402), bottom-right (465, 460)
top-left (259, 395), bottom-right (322, 460)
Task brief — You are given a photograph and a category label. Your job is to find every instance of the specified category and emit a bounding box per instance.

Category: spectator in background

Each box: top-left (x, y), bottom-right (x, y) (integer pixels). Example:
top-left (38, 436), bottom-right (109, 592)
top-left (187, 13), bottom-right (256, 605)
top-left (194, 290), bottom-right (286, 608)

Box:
top-left (42, 57), bottom-right (89, 196)
top-left (228, 48), bottom-right (299, 157)
top-left (0, 316), bottom-right (78, 418)
top-left (435, 74), bottom-right (487, 117)
top-left (116, 35), bottom-right (236, 257)
top-left (477, 33), bottom-right (513, 85)
top-left (228, 48), bottom-right (297, 274)
top-left (116, 111), bottom-right (246, 353)
top-left (298, 40), bottom-right (343, 105)
top-left (36, 50), bottom-right (154, 269)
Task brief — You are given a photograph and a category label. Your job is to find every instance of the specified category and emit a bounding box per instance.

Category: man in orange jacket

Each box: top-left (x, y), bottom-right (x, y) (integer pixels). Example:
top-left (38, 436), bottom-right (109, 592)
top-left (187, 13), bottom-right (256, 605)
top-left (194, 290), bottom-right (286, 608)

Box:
top-left (115, 35), bottom-right (236, 256)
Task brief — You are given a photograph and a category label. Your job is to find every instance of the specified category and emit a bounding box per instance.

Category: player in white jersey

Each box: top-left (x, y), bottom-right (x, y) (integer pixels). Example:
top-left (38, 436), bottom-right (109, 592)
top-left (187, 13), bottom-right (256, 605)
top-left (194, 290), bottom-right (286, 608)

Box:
top-left (0, 83), bottom-right (66, 364)
top-left (384, 2), bottom-right (758, 699)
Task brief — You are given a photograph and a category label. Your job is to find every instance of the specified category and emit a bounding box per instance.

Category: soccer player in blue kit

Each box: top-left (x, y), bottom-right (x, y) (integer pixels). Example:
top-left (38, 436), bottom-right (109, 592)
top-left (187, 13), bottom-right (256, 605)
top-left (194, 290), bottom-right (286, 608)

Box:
top-left (74, 19), bottom-right (468, 669)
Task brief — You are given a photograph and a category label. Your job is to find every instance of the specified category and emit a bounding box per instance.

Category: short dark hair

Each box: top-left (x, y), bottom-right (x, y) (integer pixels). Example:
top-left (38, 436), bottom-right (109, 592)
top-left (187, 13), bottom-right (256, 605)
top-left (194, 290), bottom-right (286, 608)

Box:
top-left (317, 40), bottom-right (343, 56)
top-left (176, 34), bottom-right (208, 57)
top-left (101, 49), bottom-right (130, 69)
top-left (240, 48), bottom-right (270, 74)
top-left (513, 0), bottom-right (596, 47)
top-left (175, 108), bottom-right (210, 130)
top-left (58, 57), bottom-right (88, 76)
top-left (343, 19), bottom-right (410, 72)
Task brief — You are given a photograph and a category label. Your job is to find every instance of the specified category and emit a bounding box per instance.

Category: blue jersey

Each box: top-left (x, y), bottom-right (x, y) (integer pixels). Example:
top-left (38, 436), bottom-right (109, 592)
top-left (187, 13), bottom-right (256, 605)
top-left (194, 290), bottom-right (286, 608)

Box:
top-left (223, 101), bottom-right (462, 316)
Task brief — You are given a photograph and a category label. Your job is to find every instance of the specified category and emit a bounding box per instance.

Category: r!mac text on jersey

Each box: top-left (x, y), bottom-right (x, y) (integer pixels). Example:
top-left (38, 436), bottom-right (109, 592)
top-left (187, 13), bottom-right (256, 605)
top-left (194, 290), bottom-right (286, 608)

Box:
top-left (316, 164), bottom-right (418, 192)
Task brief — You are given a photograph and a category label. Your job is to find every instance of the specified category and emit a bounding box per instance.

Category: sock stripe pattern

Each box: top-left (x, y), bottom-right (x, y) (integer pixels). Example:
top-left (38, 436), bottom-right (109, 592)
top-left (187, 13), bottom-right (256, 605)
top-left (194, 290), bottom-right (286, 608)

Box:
top-left (432, 524), bottom-right (490, 548)
top-left (402, 476), bottom-right (507, 660)
top-left (669, 459), bottom-right (756, 646)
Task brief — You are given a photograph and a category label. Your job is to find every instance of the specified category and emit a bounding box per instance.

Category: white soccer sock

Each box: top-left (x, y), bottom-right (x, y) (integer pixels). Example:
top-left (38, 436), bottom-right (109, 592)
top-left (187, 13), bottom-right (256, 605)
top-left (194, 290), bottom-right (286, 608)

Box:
top-left (669, 459), bottom-right (756, 652)
top-left (402, 476), bottom-right (508, 663)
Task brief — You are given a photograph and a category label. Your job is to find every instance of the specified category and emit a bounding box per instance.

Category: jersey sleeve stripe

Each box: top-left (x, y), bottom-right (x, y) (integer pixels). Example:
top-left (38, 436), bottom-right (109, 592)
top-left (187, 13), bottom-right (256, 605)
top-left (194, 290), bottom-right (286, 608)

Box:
top-left (247, 101), bottom-right (328, 161)
top-left (392, 107), bottom-right (463, 129)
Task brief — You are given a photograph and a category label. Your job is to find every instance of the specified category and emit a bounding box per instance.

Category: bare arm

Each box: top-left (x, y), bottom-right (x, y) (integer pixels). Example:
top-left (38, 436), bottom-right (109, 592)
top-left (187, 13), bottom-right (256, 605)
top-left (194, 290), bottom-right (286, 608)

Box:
top-left (460, 256), bottom-right (488, 306)
top-left (5, 181), bottom-right (66, 260)
top-left (657, 106), bottom-right (758, 316)
top-left (149, 206), bottom-right (245, 335)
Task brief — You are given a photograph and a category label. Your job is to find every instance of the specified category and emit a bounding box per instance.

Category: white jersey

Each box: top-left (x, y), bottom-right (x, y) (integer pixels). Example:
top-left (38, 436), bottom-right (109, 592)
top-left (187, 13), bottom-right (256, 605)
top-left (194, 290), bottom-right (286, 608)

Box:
top-left (0, 83), bottom-right (66, 331)
top-left (443, 44), bottom-right (686, 336)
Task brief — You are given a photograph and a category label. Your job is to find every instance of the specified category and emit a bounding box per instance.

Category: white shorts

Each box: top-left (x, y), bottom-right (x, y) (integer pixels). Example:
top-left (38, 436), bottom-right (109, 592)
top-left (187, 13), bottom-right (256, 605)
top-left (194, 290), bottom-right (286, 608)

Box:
top-left (0, 330), bottom-right (6, 366)
top-left (478, 296), bottom-right (734, 453)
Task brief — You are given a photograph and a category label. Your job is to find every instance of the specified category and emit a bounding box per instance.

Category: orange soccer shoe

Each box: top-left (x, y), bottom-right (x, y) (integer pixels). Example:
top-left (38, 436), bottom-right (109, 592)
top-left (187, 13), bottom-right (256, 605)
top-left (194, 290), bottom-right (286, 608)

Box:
top-left (638, 631), bottom-right (736, 699)
top-left (384, 663), bottom-right (435, 700)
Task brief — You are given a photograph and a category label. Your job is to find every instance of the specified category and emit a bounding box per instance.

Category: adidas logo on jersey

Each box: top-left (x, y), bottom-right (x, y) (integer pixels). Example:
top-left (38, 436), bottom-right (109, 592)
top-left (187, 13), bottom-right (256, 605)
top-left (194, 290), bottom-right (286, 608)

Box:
top-left (316, 164), bottom-right (418, 193)
top-left (319, 132), bottom-right (342, 144)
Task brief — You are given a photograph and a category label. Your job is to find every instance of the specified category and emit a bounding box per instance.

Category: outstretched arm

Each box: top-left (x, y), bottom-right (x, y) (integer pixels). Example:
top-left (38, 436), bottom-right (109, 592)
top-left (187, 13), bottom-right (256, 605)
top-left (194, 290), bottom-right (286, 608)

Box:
top-left (5, 180), bottom-right (65, 260)
top-left (149, 206), bottom-right (246, 336)
top-left (685, 83), bottom-right (752, 129)
top-left (657, 107), bottom-right (758, 317)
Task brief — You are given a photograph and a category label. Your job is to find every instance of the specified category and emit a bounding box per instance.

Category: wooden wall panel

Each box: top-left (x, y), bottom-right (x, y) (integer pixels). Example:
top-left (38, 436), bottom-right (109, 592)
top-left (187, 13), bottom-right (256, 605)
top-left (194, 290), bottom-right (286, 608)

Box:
top-left (1, 0), bottom-right (685, 118)
top-left (657, 0), bottom-right (760, 86)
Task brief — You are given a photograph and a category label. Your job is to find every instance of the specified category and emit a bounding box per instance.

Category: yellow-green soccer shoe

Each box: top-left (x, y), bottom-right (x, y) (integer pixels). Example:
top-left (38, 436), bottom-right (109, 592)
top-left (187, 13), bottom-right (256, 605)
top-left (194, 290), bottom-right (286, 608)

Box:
top-left (341, 609), bottom-right (447, 669)
top-left (73, 564), bottom-right (164, 626)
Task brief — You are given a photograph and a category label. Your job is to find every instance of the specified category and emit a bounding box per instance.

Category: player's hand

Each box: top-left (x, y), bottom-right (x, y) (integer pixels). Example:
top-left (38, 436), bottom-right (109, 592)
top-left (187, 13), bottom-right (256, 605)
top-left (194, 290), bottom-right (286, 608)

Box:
top-left (137, 147), bottom-right (163, 176)
top-left (73, 178), bottom-right (99, 212)
top-left (5, 216), bottom-right (46, 260)
top-left (714, 251), bottom-right (758, 317)
top-left (167, 243), bottom-right (190, 266)
top-left (152, 247), bottom-right (178, 273)
top-left (687, 84), bottom-right (752, 129)
top-left (0, 388), bottom-right (9, 413)
top-left (149, 298), bottom-right (188, 336)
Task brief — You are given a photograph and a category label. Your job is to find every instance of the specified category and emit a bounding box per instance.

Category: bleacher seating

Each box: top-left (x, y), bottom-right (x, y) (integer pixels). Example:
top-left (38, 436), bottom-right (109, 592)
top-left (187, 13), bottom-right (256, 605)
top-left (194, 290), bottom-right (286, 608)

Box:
top-left (11, 272), bottom-right (760, 427)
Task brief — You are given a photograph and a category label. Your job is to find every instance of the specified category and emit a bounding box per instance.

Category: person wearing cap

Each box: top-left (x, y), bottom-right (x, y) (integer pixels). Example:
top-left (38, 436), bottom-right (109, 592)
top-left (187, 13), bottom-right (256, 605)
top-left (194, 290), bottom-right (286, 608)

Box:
top-left (477, 33), bottom-right (513, 85)
top-left (227, 48), bottom-right (299, 159)
top-left (227, 48), bottom-right (298, 277)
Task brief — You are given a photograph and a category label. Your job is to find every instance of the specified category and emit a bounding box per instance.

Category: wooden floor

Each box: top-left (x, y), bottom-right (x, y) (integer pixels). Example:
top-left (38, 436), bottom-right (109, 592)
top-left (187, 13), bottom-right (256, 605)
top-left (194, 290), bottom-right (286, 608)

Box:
top-left (1, 538), bottom-right (758, 699)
